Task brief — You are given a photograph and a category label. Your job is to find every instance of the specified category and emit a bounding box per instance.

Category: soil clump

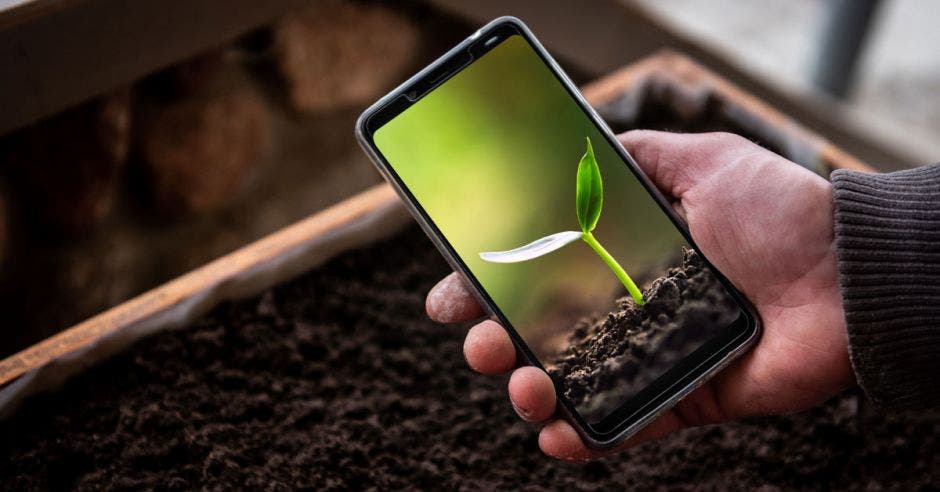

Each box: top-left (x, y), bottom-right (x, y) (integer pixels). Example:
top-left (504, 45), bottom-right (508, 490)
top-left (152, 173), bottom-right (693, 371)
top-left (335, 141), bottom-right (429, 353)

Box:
top-left (549, 249), bottom-right (738, 423)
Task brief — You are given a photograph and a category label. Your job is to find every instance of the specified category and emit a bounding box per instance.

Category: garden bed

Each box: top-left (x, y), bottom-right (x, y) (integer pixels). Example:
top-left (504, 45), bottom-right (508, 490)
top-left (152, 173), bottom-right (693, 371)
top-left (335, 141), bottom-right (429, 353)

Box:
top-left (1, 226), bottom-right (936, 489)
top-left (3, 52), bottom-right (931, 489)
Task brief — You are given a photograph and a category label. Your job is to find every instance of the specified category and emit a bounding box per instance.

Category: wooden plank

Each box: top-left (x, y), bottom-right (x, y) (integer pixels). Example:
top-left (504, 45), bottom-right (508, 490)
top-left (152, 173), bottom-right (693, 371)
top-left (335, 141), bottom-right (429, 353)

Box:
top-left (0, 0), bottom-right (302, 135)
top-left (0, 0), bottom-right (76, 30)
top-left (0, 183), bottom-right (399, 387)
top-left (580, 50), bottom-right (873, 173)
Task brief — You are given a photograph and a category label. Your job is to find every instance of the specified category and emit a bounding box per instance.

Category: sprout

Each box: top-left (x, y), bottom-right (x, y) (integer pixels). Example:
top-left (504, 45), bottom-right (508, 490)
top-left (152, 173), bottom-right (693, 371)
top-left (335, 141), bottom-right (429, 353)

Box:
top-left (479, 137), bottom-right (645, 305)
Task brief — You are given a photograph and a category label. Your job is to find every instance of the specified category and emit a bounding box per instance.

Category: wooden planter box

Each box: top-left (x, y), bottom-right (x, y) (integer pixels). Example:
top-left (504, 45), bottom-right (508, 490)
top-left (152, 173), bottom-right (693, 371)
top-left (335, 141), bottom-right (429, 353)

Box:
top-left (582, 50), bottom-right (872, 176)
top-left (0, 50), bottom-right (872, 415)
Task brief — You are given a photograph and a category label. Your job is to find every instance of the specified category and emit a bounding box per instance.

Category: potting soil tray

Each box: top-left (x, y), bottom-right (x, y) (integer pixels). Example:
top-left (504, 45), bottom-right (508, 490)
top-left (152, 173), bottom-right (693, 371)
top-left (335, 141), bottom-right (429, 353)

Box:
top-left (3, 52), bottom-right (934, 489)
top-left (2, 226), bottom-right (936, 489)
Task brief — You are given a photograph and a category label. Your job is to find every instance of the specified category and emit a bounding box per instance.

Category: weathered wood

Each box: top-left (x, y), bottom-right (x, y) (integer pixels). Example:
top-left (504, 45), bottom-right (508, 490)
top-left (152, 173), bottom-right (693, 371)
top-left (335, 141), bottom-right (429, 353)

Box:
top-left (581, 50), bottom-right (872, 174)
top-left (0, 184), bottom-right (401, 388)
top-left (0, 0), bottom-right (302, 136)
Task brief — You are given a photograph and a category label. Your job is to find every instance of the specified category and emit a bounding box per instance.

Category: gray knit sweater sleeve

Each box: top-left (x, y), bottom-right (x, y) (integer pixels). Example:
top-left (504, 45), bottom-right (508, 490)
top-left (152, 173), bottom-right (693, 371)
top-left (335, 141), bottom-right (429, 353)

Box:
top-left (831, 164), bottom-right (940, 410)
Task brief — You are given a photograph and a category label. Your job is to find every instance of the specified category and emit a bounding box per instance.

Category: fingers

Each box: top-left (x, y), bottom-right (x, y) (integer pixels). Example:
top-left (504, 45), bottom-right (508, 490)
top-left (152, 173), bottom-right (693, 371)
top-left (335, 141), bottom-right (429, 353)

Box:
top-left (538, 420), bottom-right (606, 461)
top-left (508, 366), bottom-right (556, 421)
top-left (617, 130), bottom-right (754, 198)
top-left (463, 325), bottom-right (556, 422)
top-left (464, 320), bottom-right (516, 374)
top-left (426, 272), bottom-right (484, 323)
top-left (538, 410), bottom-right (683, 462)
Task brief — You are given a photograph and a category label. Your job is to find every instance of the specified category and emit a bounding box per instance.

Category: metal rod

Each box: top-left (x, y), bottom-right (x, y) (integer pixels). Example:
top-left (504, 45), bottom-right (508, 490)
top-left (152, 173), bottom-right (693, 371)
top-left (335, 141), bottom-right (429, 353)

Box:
top-left (811, 0), bottom-right (884, 99)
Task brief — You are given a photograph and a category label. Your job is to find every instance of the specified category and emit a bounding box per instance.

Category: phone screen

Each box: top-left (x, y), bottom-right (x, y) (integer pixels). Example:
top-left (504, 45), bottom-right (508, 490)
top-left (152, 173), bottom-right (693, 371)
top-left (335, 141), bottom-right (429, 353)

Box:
top-left (369, 33), bottom-right (748, 430)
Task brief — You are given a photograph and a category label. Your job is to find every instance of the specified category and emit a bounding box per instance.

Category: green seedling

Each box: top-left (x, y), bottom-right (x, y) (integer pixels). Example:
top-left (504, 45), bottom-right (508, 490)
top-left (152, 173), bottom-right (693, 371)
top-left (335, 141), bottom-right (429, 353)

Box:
top-left (480, 137), bottom-right (645, 305)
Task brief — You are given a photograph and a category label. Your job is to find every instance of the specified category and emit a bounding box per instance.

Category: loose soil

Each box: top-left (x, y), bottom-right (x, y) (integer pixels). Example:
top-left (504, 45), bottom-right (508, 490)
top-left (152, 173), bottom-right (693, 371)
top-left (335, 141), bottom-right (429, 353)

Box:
top-left (1, 227), bottom-right (936, 490)
top-left (597, 81), bottom-right (790, 159)
top-left (548, 248), bottom-right (739, 423)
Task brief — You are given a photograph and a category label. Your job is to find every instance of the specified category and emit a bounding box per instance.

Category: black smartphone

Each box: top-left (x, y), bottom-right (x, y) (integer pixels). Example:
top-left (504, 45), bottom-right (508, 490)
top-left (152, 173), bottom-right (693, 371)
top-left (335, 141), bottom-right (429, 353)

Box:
top-left (356, 17), bottom-right (761, 449)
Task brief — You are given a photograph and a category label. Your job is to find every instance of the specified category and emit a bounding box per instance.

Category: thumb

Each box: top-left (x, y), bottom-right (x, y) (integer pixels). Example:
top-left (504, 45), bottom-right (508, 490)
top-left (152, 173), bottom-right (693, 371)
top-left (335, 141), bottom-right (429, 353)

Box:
top-left (617, 130), bottom-right (745, 198)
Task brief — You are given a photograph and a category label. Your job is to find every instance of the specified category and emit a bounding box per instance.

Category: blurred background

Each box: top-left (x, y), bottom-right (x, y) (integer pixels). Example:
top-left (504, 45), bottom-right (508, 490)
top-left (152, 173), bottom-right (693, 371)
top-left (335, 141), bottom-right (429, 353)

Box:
top-left (0, 0), bottom-right (936, 358)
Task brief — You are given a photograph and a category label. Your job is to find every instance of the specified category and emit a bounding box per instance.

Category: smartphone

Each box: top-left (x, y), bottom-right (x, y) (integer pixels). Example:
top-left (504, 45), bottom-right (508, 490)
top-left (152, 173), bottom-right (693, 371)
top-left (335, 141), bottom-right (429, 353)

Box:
top-left (355, 17), bottom-right (761, 449)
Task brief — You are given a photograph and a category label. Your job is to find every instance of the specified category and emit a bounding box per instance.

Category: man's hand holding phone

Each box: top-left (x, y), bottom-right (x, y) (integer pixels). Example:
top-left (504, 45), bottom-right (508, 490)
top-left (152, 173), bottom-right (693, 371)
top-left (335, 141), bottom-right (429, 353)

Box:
top-left (426, 130), bottom-right (855, 461)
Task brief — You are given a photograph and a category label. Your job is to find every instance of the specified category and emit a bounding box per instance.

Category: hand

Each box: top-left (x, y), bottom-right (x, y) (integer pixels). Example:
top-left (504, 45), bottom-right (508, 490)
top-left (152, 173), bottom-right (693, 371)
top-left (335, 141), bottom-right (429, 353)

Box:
top-left (426, 131), bottom-right (855, 461)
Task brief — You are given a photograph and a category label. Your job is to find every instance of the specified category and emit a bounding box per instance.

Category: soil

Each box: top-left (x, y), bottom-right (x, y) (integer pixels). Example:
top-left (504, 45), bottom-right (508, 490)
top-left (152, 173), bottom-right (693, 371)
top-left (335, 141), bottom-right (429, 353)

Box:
top-left (596, 80), bottom-right (793, 163)
top-left (548, 248), bottom-right (739, 424)
top-left (1, 227), bottom-right (937, 490)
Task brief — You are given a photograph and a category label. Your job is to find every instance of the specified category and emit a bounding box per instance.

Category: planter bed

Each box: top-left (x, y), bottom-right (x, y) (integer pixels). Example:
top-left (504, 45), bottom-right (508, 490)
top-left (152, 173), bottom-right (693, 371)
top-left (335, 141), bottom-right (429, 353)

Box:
top-left (2, 53), bottom-right (934, 489)
top-left (2, 226), bottom-right (936, 489)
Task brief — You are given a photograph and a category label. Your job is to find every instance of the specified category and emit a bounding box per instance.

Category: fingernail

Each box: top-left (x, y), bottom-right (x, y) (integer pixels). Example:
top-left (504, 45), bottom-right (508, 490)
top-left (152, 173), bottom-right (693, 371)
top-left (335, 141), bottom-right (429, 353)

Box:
top-left (510, 397), bottom-right (533, 420)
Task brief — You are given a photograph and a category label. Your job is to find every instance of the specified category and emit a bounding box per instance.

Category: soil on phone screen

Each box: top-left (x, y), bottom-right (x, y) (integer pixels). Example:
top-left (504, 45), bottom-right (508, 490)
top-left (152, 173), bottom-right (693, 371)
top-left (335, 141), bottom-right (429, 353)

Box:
top-left (547, 248), bottom-right (740, 424)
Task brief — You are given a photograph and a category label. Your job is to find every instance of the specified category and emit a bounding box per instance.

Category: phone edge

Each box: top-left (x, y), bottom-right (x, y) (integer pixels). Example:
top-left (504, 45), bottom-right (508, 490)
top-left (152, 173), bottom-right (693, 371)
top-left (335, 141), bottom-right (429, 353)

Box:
top-left (354, 15), bottom-right (763, 450)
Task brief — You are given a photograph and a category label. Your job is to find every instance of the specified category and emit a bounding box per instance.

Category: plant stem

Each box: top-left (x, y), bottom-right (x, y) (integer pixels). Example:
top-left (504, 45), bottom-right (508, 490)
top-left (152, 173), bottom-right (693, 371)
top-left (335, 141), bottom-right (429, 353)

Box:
top-left (581, 231), bottom-right (645, 305)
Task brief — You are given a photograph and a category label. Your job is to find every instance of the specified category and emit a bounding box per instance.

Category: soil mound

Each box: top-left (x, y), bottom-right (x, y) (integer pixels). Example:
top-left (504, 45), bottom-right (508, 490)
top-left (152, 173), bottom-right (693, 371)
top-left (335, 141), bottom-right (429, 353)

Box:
top-left (548, 248), bottom-right (739, 423)
top-left (1, 228), bottom-right (936, 490)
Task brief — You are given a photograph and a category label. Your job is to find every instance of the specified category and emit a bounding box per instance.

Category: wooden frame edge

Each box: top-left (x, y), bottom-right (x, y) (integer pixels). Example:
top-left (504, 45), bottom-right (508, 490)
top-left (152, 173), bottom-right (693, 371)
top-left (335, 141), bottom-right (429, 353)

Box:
top-left (0, 183), bottom-right (398, 388)
top-left (581, 49), bottom-right (873, 174)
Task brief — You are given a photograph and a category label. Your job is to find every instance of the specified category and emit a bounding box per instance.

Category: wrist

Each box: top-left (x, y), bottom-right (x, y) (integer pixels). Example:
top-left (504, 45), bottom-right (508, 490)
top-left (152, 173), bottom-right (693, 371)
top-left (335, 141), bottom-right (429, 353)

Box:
top-left (831, 165), bottom-right (940, 409)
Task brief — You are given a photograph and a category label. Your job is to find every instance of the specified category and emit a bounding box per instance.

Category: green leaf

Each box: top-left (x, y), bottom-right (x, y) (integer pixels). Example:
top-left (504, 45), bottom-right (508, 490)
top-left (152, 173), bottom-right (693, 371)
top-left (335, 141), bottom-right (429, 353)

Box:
top-left (576, 137), bottom-right (603, 232)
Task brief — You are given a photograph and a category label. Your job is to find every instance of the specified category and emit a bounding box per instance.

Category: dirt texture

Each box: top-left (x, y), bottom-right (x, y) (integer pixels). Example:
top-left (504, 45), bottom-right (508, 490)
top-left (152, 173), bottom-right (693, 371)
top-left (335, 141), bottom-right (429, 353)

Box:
top-left (548, 248), bottom-right (739, 423)
top-left (596, 78), bottom-right (799, 165)
top-left (1, 227), bottom-right (936, 490)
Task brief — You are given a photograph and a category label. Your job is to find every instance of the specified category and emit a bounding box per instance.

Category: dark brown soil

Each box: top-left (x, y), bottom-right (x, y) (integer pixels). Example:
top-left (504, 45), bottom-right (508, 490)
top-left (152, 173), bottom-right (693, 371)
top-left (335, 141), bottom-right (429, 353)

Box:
top-left (1, 227), bottom-right (936, 490)
top-left (548, 248), bottom-right (739, 423)
top-left (596, 80), bottom-right (794, 165)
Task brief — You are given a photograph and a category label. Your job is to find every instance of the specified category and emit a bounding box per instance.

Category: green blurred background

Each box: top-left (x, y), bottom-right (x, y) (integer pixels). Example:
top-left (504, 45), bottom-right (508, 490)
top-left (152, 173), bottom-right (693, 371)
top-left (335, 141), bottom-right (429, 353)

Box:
top-left (374, 35), bottom-right (684, 360)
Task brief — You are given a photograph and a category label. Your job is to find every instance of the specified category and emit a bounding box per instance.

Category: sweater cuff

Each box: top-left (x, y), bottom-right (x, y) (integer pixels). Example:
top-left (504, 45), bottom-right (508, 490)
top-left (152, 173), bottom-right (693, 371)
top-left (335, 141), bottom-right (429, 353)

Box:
top-left (831, 164), bottom-right (940, 410)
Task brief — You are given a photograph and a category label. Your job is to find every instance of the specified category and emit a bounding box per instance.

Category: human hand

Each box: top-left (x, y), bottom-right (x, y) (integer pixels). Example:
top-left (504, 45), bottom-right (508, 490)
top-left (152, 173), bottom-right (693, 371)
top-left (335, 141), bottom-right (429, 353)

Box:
top-left (426, 131), bottom-right (855, 461)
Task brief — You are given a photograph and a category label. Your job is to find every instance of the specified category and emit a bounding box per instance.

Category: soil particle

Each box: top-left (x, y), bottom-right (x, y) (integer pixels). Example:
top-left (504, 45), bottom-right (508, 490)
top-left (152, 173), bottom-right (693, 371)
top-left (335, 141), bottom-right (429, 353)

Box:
top-left (1, 227), bottom-right (936, 490)
top-left (548, 248), bottom-right (739, 423)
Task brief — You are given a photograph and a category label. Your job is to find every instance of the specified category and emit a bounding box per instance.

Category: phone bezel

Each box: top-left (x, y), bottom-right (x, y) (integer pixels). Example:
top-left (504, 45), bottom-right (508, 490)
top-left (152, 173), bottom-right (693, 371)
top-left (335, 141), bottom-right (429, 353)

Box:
top-left (355, 16), bottom-right (762, 449)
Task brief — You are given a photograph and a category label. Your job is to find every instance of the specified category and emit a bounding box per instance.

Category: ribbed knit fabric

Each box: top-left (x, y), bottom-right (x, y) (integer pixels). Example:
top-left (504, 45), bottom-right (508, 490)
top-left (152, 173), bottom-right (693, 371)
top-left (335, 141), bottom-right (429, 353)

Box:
top-left (831, 164), bottom-right (940, 410)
